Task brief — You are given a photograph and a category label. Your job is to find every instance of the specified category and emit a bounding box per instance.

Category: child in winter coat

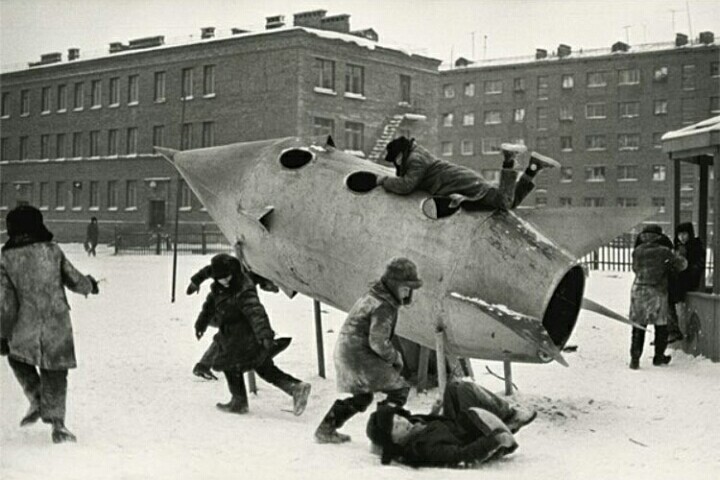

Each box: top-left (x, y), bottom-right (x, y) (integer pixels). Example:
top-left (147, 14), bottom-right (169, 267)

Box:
top-left (0, 205), bottom-right (99, 444)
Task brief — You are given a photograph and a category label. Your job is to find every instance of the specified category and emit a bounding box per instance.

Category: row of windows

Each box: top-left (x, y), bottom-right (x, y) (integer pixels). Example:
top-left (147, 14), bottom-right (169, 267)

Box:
top-left (0, 65), bottom-right (215, 118)
top-left (440, 132), bottom-right (669, 157)
top-left (315, 58), bottom-right (413, 103)
top-left (311, 116), bottom-right (365, 151)
top-left (541, 196), bottom-right (668, 211)
top-left (441, 97), bottom-right (718, 127)
top-left (0, 122), bottom-right (215, 161)
top-left (443, 62), bottom-right (719, 99)
top-left (468, 164), bottom-right (667, 184)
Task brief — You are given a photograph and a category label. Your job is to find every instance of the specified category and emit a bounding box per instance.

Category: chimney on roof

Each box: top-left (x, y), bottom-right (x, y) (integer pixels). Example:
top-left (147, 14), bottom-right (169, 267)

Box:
top-left (109, 42), bottom-right (125, 53)
top-left (351, 28), bottom-right (378, 42)
top-left (699, 31), bottom-right (714, 45)
top-left (535, 48), bottom-right (547, 60)
top-left (611, 41), bottom-right (630, 52)
top-left (128, 36), bottom-right (165, 49)
top-left (201, 27), bottom-right (215, 39)
top-left (265, 15), bottom-right (285, 30)
top-left (40, 52), bottom-right (62, 63)
top-left (675, 33), bottom-right (689, 46)
top-left (454, 57), bottom-right (474, 67)
top-left (557, 44), bottom-right (572, 58)
top-left (293, 9), bottom-right (327, 28)
top-left (231, 28), bottom-right (250, 35)
top-left (68, 48), bottom-right (80, 61)
top-left (320, 14), bottom-right (350, 33)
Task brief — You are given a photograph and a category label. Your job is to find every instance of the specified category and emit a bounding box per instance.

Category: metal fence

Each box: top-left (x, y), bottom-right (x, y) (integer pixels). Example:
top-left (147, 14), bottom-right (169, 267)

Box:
top-left (113, 225), bottom-right (233, 256)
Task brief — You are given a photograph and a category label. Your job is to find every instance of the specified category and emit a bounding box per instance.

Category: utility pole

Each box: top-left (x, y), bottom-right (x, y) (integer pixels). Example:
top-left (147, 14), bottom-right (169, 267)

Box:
top-left (483, 35), bottom-right (488, 60)
top-left (669, 9), bottom-right (680, 34)
top-left (622, 25), bottom-right (631, 44)
top-left (471, 31), bottom-right (476, 59)
top-left (686, 0), bottom-right (693, 43)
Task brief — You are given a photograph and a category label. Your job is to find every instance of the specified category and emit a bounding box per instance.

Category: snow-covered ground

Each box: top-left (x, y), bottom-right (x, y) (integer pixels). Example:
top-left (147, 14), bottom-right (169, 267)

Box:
top-left (1, 245), bottom-right (718, 480)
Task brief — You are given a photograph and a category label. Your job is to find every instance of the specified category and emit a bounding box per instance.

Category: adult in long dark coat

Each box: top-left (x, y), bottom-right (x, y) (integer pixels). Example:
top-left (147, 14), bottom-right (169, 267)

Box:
top-left (0, 205), bottom-right (99, 443)
top-left (629, 224), bottom-right (687, 369)
top-left (84, 217), bottom-right (99, 256)
top-left (377, 137), bottom-right (559, 210)
top-left (315, 257), bottom-right (423, 444)
top-left (194, 254), bottom-right (310, 415)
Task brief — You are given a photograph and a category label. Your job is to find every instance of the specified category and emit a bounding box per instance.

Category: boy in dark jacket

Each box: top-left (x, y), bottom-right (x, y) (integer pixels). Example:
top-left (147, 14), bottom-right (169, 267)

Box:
top-left (194, 254), bottom-right (310, 415)
top-left (667, 222), bottom-right (706, 343)
top-left (366, 380), bottom-right (536, 467)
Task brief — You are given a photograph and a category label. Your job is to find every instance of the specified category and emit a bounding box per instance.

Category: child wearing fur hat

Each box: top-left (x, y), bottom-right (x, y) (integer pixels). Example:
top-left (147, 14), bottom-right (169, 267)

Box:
top-left (315, 257), bottom-right (423, 444)
top-left (366, 380), bottom-right (536, 467)
top-left (1, 205), bottom-right (99, 444)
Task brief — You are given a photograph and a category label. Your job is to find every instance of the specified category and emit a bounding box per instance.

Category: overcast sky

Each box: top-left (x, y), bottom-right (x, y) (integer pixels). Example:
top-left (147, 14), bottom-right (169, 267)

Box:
top-left (2, 0), bottom-right (719, 71)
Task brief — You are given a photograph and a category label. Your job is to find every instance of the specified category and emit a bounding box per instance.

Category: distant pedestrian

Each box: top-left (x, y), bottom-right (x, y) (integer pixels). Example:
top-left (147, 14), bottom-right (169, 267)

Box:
top-left (667, 222), bottom-right (706, 343)
top-left (84, 217), bottom-right (99, 256)
top-left (629, 224), bottom-right (687, 370)
top-left (0, 205), bottom-right (99, 444)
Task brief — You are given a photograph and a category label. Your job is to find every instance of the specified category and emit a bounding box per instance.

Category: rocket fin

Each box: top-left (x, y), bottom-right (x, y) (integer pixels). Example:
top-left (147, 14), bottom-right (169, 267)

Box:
top-left (449, 293), bottom-right (568, 367)
top-left (240, 206), bottom-right (274, 233)
top-left (581, 297), bottom-right (649, 331)
top-left (154, 146), bottom-right (179, 163)
top-left (516, 207), bottom-right (657, 258)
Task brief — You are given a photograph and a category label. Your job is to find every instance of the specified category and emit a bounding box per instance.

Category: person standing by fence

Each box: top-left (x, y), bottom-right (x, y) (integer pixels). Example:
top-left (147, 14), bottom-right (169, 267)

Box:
top-left (84, 217), bottom-right (99, 256)
top-left (668, 222), bottom-right (707, 343)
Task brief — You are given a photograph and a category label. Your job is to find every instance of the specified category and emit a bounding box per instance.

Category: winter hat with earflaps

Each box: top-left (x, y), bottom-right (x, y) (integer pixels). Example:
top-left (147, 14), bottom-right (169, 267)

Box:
top-left (3, 205), bottom-right (54, 250)
top-left (209, 253), bottom-right (241, 280)
top-left (366, 404), bottom-right (404, 465)
top-left (381, 257), bottom-right (423, 289)
top-left (384, 136), bottom-right (415, 176)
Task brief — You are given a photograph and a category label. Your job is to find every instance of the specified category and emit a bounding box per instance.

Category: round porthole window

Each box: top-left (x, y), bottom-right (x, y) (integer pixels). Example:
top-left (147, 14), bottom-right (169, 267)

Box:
top-left (346, 171), bottom-right (378, 193)
top-left (421, 196), bottom-right (460, 219)
top-left (280, 149), bottom-right (313, 169)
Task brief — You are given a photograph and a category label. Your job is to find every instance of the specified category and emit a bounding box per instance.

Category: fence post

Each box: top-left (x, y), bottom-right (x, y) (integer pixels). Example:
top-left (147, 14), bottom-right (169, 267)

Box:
top-left (592, 250), bottom-right (599, 270)
top-left (201, 224), bottom-right (207, 255)
top-left (114, 226), bottom-right (119, 255)
top-left (155, 232), bottom-right (161, 255)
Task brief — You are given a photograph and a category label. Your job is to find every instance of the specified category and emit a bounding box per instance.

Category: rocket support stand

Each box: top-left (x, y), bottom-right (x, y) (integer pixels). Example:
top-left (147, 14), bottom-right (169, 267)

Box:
top-left (435, 328), bottom-right (447, 398)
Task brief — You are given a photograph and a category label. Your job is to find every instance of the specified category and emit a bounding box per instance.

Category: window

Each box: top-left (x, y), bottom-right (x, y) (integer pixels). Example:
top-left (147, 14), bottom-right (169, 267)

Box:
top-left (681, 65), bottom-right (696, 90)
top-left (560, 167), bottom-right (573, 182)
top-left (652, 165), bottom-right (667, 181)
top-left (41, 87), bottom-right (51, 113)
top-left (126, 127), bottom-right (138, 155)
top-left (1, 92), bottom-right (9, 117)
top-left (125, 180), bottom-right (137, 209)
top-left (484, 110), bottom-right (501, 125)
top-left (585, 135), bottom-right (606, 151)
top-left (56, 134), bottom-right (66, 159)
top-left (21, 89), bottom-right (30, 115)
top-left (39, 182), bottom-right (49, 209)
top-left (484, 80), bottom-right (502, 94)
top-left (72, 132), bottom-right (83, 158)
top-left (535, 136), bottom-right (548, 151)
top-left (182, 68), bottom-right (194, 99)
top-left (107, 181), bottom-right (118, 209)
top-left (462, 113), bottom-right (475, 126)
top-left (583, 197), bottom-right (605, 207)
top-left (654, 99), bottom-right (668, 115)
top-left (106, 77), bottom-right (119, 106)
top-left (681, 98), bottom-right (696, 124)
top-left (586, 103), bottom-right (606, 119)
top-left (482, 138), bottom-right (501, 154)
top-left (0, 183), bottom-right (6, 208)
top-left (587, 71), bottom-right (608, 87)
top-left (460, 140), bottom-right (474, 156)
top-left (344, 122), bottom-right (364, 151)
top-left (71, 182), bottom-right (82, 209)
top-left (513, 78), bottom-right (525, 92)
top-left (107, 129), bottom-right (118, 156)
top-left (536, 76), bottom-right (548, 99)
top-left (653, 66), bottom-right (668, 82)
top-left (464, 83), bottom-right (475, 96)
top-left (73, 83), bottom-right (83, 110)
top-left (481, 169), bottom-right (500, 184)
top-left (203, 65), bottom-right (215, 96)
top-left (442, 113), bottom-right (454, 127)
top-left (202, 122), bottom-right (214, 148)
top-left (315, 59), bottom-right (335, 91)
top-left (441, 142), bottom-right (453, 156)
top-left (710, 97), bottom-right (720, 114)
top-left (535, 196), bottom-right (548, 208)
top-left (152, 125), bottom-right (164, 147)
top-left (585, 166), bottom-right (606, 182)
top-left (154, 72), bottom-right (166, 102)
top-left (400, 75), bottom-right (411, 103)
top-left (559, 197), bottom-right (572, 207)
top-left (127, 75), bottom-right (139, 105)
top-left (617, 165), bottom-right (638, 181)
top-left (19, 136), bottom-right (29, 160)
top-left (652, 197), bottom-right (666, 213)
top-left (561, 74), bottom-right (574, 89)
top-left (89, 130), bottom-right (100, 156)
top-left (40, 134), bottom-right (50, 158)
top-left (711, 62), bottom-right (719, 77)
top-left (89, 181), bottom-right (99, 209)
top-left (345, 64), bottom-right (364, 96)
top-left (1, 137), bottom-right (8, 160)
top-left (180, 180), bottom-right (192, 210)
top-left (55, 181), bottom-right (66, 209)
top-left (91, 80), bottom-right (101, 107)
top-left (618, 133), bottom-right (640, 150)
top-left (618, 68), bottom-right (640, 85)
top-left (559, 105), bottom-right (573, 121)
top-left (181, 123), bottom-right (193, 150)
top-left (617, 197), bottom-right (638, 207)
top-left (57, 85), bottom-right (67, 112)
top-left (513, 108), bottom-right (526, 123)
top-left (652, 132), bottom-right (664, 148)
top-left (618, 102), bottom-right (639, 118)
top-left (313, 117), bottom-right (334, 137)
top-left (443, 84), bottom-right (455, 98)
top-left (536, 107), bottom-right (548, 130)
top-left (560, 136), bottom-right (573, 151)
